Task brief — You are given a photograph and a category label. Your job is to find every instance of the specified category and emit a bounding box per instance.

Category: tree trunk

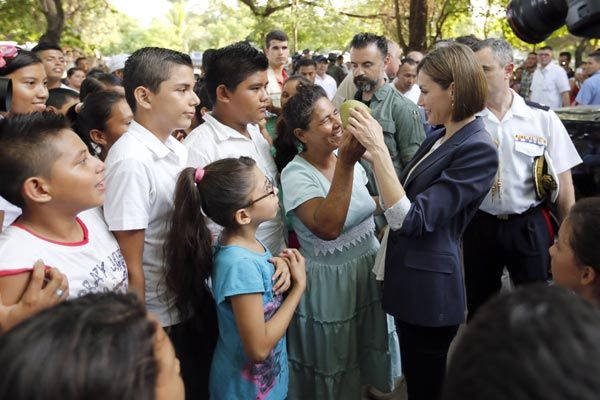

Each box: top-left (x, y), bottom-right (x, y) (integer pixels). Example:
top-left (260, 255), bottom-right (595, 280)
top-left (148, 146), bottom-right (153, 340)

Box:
top-left (408, 0), bottom-right (427, 51)
top-left (38, 0), bottom-right (64, 45)
top-left (574, 38), bottom-right (590, 68)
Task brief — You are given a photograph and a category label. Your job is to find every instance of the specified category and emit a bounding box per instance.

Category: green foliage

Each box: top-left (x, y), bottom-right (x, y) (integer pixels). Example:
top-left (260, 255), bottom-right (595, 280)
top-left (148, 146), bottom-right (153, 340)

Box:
top-left (0, 0), bottom-right (586, 57)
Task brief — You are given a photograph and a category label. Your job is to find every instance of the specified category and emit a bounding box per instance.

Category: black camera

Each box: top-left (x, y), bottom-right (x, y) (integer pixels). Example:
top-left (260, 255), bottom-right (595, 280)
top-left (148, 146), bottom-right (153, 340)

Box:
top-left (0, 77), bottom-right (11, 113)
top-left (507, 0), bottom-right (600, 44)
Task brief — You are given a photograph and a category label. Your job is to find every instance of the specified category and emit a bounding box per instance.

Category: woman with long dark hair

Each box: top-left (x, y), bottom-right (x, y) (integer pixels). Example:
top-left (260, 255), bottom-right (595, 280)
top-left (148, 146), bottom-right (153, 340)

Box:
top-left (275, 85), bottom-right (393, 399)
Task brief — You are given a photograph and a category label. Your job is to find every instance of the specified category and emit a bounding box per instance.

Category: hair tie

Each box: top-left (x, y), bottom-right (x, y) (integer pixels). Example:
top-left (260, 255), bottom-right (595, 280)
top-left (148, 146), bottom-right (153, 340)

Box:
top-left (0, 46), bottom-right (18, 69)
top-left (194, 168), bottom-right (205, 184)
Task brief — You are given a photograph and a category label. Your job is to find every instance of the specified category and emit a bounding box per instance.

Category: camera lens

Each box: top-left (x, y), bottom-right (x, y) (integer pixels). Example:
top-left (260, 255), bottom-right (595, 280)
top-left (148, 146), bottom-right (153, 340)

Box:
top-left (507, 0), bottom-right (568, 44)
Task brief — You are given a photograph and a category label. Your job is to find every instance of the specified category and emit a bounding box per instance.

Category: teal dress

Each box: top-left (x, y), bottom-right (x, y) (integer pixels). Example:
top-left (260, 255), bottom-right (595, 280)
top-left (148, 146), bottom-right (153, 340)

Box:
top-left (281, 155), bottom-right (393, 399)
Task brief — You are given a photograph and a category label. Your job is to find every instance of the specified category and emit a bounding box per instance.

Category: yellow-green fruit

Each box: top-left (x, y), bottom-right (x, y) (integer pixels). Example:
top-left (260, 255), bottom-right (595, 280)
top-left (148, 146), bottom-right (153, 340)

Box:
top-left (339, 100), bottom-right (371, 128)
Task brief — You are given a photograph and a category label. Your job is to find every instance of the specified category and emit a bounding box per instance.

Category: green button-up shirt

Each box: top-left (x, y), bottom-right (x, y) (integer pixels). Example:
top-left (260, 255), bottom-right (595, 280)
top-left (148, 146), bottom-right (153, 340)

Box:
top-left (356, 83), bottom-right (425, 177)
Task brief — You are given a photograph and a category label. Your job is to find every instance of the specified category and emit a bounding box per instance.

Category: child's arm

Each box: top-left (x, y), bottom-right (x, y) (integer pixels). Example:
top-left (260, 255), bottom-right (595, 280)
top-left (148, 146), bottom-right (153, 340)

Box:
top-left (0, 262), bottom-right (68, 331)
top-left (231, 249), bottom-right (306, 362)
top-left (113, 229), bottom-right (146, 300)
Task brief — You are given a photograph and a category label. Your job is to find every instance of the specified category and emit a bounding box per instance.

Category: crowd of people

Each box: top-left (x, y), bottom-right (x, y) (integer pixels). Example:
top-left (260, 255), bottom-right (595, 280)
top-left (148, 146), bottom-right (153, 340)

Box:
top-left (0, 28), bottom-right (599, 400)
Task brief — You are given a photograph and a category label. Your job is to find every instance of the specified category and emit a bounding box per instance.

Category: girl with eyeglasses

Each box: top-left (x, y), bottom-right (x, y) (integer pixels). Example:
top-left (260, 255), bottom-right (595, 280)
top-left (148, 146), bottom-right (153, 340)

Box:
top-left (164, 156), bottom-right (306, 400)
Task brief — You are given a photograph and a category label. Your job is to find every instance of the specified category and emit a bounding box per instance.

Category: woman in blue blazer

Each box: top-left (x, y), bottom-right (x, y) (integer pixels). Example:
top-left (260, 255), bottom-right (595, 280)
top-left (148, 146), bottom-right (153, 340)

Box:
top-left (347, 43), bottom-right (499, 400)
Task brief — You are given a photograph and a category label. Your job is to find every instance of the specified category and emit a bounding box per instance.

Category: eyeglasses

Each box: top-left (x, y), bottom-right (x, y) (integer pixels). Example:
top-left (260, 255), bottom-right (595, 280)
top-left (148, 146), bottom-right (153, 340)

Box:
top-left (242, 177), bottom-right (276, 208)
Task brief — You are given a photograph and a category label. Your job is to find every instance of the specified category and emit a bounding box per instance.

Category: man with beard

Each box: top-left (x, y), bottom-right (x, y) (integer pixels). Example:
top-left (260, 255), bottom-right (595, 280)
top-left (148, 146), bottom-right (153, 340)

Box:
top-left (350, 32), bottom-right (425, 176)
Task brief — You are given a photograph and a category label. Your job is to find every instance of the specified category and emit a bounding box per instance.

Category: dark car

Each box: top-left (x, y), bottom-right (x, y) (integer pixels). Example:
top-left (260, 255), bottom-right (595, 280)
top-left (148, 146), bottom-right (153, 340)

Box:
top-left (555, 106), bottom-right (600, 197)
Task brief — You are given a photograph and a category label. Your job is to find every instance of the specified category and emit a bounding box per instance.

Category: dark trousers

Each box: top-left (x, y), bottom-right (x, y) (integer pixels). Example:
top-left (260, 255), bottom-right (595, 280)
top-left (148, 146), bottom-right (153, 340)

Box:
top-left (395, 319), bottom-right (459, 400)
top-left (463, 207), bottom-right (553, 320)
top-left (167, 316), bottom-right (217, 400)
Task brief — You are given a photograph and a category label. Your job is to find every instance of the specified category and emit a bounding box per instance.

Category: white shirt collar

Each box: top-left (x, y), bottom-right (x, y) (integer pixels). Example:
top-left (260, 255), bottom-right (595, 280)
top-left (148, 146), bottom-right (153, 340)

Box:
top-left (202, 113), bottom-right (256, 143)
top-left (476, 89), bottom-right (533, 122)
top-left (128, 120), bottom-right (182, 159)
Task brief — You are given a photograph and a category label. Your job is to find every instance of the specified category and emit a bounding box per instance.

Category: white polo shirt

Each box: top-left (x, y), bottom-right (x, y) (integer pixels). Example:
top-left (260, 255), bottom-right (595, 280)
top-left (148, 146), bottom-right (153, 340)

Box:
top-left (184, 113), bottom-right (286, 255)
top-left (392, 82), bottom-right (421, 105)
top-left (530, 62), bottom-right (571, 109)
top-left (103, 120), bottom-right (187, 327)
top-left (315, 73), bottom-right (338, 101)
top-left (476, 90), bottom-right (581, 215)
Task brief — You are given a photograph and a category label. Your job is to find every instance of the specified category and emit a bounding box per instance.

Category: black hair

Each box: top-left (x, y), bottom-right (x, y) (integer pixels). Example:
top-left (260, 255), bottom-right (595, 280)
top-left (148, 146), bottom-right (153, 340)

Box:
top-left (0, 112), bottom-right (70, 207)
top-left (295, 58), bottom-right (317, 69)
top-left (193, 79), bottom-right (213, 124)
top-left (0, 48), bottom-right (42, 77)
top-left (74, 91), bottom-right (126, 154)
top-left (123, 47), bottom-right (193, 113)
top-left (274, 85), bottom-right (327, 172)
top-left (265, 30), bottom-right (289, 48)
top-left (0, 292), bottom-right (159, 400)
top-left (443, 284), bottom-right (600, 400)
top-left (46, 88), bottom-right (79, 109)
top-left (164, 157), bottom-right (258, 366)
top-left (79, 73), bottom-right (122, 101)
top-left (75, 56), bottom-right (88, 65)
top-left (67, 67), bottom-right (84, 78)
top-left (203, 42), bottom-right (268, 104)
top-left (400, 57), bottom-right (418, 66)
top-left (559, 51), bottom-right (572, 61)
top-left (568, 198), bottom-right (600, 273)
top-left (201, 48), bottom-right (216, 70)
top-left (31, 42), bottom-right (63, 54)
top-left (350, 32), bottom-right (388, 58)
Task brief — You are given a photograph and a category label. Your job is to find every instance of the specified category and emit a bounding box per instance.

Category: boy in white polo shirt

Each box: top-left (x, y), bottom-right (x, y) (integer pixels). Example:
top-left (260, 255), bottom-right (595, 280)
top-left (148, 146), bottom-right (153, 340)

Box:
top-left (101, 47), bottom-right (205, 399)
top-left (184, 42), bottom-right (286, 254)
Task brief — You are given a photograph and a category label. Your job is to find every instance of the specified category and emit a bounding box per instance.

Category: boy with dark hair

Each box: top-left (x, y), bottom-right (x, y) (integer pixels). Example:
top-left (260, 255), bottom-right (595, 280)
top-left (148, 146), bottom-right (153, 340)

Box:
top-left (0, 112), bottom-right (127, 321)
top-left (31, 42), bottom-right (66, 90)
top-left (296, 58), bottom-right (317, 83)
top-left (184, 41), bottom-right (286, 255)
top-left (101, 46), bottom-right (203, 399)
top-left (46, 88), bottom-right (79, 115)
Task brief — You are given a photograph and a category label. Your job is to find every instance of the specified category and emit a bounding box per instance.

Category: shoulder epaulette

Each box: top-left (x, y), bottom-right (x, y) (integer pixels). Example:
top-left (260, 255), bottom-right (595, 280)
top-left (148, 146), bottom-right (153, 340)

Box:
top-left (524, 100), bottom-right (550, 111)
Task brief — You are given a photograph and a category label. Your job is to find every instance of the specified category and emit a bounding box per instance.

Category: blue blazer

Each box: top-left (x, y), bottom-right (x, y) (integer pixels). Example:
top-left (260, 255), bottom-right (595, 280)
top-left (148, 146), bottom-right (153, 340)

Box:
top-left (383, 117), bottom-right (498, 327)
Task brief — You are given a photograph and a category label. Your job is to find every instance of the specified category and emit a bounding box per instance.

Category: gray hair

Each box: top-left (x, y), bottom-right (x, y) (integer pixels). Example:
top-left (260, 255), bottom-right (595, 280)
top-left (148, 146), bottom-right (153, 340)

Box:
top-left (471, 38), bottom-right (514, 67)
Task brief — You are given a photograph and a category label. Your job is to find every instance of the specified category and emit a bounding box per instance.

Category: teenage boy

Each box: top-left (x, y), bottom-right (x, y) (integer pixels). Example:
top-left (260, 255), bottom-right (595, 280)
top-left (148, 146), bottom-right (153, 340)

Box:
top-left (101, 47), bottom-right (205, 399)
top-left (0, 113), bottom-right (128, 320)
top-left (184, 42), bottom-right (286, 255)
top-left (46, 88), bottom-right (79, 115)
top-left (264, 30), bottom-right (289, 114)
top-left (31, 43), bottom-right (67, 90)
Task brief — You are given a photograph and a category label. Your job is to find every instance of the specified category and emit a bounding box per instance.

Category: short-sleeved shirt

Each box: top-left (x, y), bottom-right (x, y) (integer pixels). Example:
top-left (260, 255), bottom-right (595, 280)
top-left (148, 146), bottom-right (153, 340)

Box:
top-left (530, 62), bottom-right (571, 109)
top-left (183, 113), bottom-right (286, 255)
top-left (103, 120), bottom-right (188, 327)
top-left (476, 90), bottom-right (582, 215)
top-left (281, 156), bottom-right (376, 256)
top-left (209, 244), bottom-right (287, 400)
top-left (355, 83), bottom-right (426, 177)
top-left (0, 207), bottom-right (128, 297)
top-left (575, 71), bottom-right (600, 105)
top-left (315, 73), bottom-right (338, 100)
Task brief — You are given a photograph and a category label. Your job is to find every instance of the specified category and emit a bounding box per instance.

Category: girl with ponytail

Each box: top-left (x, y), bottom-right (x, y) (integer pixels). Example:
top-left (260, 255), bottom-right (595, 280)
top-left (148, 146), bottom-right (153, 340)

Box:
top-left (165, 156), bottom-right (306, 400)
